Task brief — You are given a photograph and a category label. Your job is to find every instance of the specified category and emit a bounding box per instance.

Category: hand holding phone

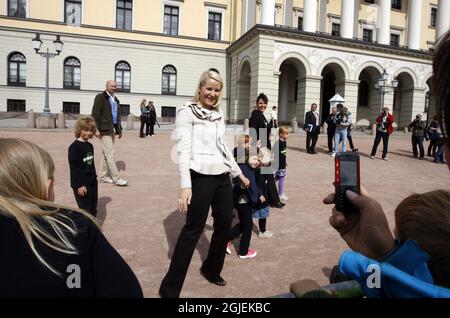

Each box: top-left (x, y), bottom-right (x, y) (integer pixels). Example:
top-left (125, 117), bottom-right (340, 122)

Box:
top-left (335, 152), bottom-right (360, 214)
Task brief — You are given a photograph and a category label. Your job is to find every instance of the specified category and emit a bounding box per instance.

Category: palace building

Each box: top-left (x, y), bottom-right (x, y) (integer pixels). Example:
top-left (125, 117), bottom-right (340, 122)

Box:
top-left (1, 0), bottom-right (449, 127)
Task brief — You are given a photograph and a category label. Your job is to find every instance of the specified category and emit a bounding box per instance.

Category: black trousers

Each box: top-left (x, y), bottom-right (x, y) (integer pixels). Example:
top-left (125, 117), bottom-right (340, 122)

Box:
top-left (159, 171), bottom-right (233, 298)
top-left (139, 116), bottom-right (146, 137)
top-left (229, 204), bottom-right (253, 256)
top-left (148, 124), bottom-right (155, 136)
top-left (347, 135), bottom-right (355, 150)
top-left (73, 183), bottom-right (98, 217)
top-left (370, 131), bottom-right (389, 158)
top-left (327, 132), bottom-right (334, 152)
top-left (412, 136), bottom-right (425, 158)
top-left (306, 131), bottom-right (318, 152)
top-left (428, 140), bottom-right (437, 156)
top-left (258, 219), bottom-right (267, 233)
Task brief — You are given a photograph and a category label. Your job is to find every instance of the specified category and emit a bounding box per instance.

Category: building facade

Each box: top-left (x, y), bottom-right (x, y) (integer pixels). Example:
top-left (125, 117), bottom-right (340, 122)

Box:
top-left (1, 0), bottom-right (449, 127)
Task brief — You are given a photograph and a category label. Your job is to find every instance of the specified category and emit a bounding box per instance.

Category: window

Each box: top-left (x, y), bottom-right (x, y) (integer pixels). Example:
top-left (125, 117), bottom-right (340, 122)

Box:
top-left (363, 29), bottom-right (373, 42)
top-left (63, 102), bottom-right (80, 114)
top-left (162, 65), bottom-right (177, 95)
top-left (390, 33), bottom-right (400, 46)
top-left (120, 104), bottom-right (130, 116)
top-left (298, 16), bottom-right (303, 31)
top-left (7, 99), bottom-right (25, 112)
top-left (64, 0), bottom-right (81, 25)
top-left (64, 57), bottom-right (81, 89)
top-left (8, 0), bottom-right (26, 18)
top-left (116, 0), bottom-right (133, 30)
top-left (8, 52), bottom-right (26, 86)
top-left (161, 106), bottom-right (176, 120)
top-left (364, 0), bottom-right (375, 4)
top-left (115, 61), bottom-right (131, 92)
top-left (358, 80), bottom-right (369, 107)
top-left (430, 7), bottom-right (438, 28)
top-left (391, 0), bottom-right (401, 10)
top-left (332, 23), bottom-right (340, 37)
top-left (208, 12), bottom-right (222, 40)
top-left (164, 5), bottom-right (179, 35)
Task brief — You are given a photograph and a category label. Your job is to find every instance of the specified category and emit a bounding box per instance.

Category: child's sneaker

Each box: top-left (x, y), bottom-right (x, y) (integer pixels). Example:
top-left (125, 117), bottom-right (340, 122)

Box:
top-left (226, 242), bottom-right (232, 255)
top-left (279, 194), bottom-right (289, 201)
top-left (239, 249), bottom-right (257, 259)
top-left (258, 231), bottom-right (273, 238)
top-left (100, 176), bottom-right (114, 184)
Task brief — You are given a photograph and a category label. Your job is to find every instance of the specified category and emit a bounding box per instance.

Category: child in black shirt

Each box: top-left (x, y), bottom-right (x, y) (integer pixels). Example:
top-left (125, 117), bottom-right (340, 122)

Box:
top-left (68, 116), bottom-right (98, 216)
top-left (274, 126), bottom-right (289, 201)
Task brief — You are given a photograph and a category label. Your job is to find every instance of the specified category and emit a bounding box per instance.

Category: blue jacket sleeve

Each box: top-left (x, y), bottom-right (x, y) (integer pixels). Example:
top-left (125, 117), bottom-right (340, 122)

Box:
top-left (338, 240), bottom-right (450, 298)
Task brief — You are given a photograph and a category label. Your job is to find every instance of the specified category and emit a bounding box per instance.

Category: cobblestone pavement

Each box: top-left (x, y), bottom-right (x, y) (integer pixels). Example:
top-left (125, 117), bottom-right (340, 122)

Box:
top-left (1, 129), bottom-right (449, 298)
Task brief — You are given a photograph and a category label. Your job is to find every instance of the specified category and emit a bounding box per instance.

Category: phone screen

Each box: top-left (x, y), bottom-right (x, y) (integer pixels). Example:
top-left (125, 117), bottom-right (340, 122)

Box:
top-left (340, 160), bottom-right (357, 186)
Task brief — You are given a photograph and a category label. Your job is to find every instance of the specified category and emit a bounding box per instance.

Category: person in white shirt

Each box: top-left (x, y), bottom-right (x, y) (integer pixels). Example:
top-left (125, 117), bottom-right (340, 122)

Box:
top-left (270, 106), bottom-right (278, 128)
top-left (159, 69), bottom-right (250, 298)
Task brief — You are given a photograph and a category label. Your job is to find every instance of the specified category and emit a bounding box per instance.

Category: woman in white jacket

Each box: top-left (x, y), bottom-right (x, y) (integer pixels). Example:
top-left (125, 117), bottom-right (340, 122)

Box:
top-left (159, 69), bottom-right (250, 298)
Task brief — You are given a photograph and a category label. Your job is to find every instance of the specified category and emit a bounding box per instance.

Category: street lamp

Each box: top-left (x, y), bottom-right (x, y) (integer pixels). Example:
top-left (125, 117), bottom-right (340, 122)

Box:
top-left (375, 69), bottom-right (399, 112)
top-left (31, 33), bottom-right (64, 116)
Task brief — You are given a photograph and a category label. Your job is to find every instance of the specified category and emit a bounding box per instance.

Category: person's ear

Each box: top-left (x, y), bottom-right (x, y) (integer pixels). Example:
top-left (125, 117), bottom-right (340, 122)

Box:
top-left (45, 178), bottom-right (55, 202)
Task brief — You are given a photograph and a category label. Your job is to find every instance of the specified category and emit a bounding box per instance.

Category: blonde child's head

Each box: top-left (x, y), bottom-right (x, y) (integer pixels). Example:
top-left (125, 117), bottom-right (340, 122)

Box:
top-left (74, 116), bottom-right (96, 138)
top-left (279, 126), bottom-right (289, 140)
top-left (395, 190), bottom-right (450, 288)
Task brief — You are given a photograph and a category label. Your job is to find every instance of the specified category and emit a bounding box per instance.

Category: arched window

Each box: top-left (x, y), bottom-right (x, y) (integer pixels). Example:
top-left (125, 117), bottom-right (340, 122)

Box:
top-left (64, 57), bottom-right (81, 89)
top-left (162, 65), bottom-right (176, 95)
top-left (8, 52), bottom-right (26, 86)
top-left (357, 80), bottom-right (369, 107)
top-left (115, 61), bottom-right (131, 92)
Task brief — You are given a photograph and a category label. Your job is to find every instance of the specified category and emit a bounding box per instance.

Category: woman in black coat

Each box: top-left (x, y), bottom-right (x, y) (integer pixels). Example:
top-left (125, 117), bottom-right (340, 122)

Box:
top-left (146, 100), bottom-right (157, 137)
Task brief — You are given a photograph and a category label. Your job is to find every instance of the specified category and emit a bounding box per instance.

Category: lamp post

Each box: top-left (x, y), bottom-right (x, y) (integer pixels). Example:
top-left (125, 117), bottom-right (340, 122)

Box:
top-left (32, 33), bottom-right (64, 116)
top-left (374, 69), bottom-right (399, 112)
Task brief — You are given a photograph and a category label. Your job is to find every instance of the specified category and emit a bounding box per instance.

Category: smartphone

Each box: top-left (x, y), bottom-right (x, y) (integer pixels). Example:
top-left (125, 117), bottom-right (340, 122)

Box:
top-left (335, 152), bottom-right (360, 214)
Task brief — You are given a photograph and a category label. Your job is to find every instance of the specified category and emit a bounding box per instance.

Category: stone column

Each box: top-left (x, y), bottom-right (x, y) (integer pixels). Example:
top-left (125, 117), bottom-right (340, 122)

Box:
top-left (437, 0), bottom-right (450, 40)
top-left (376, 0), bottom-right (391, 45)
top-left (244, 0), bottom-right (257, 32)
top-left (284, 0), bottom-right (293, 27)
top-left (303, 0), bottom-right (318, 33)
top-left (341, 0), bottom-right (356, 39)
top-left (407, 0), bottom-right (422, 50)
top-left (298, 75), bottom-right (322, 124)
top-left (261, 0), bottom-right (275, 26)
top-left (341, 79), bottom-right (360, 121)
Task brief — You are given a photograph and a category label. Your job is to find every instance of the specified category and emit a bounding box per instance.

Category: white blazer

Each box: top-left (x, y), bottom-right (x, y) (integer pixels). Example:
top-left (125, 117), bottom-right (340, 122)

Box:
top-left (176, 102), bottom-right (242, 189)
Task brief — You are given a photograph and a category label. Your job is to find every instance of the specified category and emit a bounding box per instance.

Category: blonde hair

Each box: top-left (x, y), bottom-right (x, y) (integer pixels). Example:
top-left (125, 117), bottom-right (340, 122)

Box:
top-left (140, 98), bottom-right (147, 107)
top-left (192, 70), bottom-right (223, 109)
top-left (279, 126), bottom-right (289, 136)
top-left (0, 138), bottom-right (98, 276)
top-left (395, 190), bottom-right (450, 288)
top-left (258, 147), bottom-right (273, 165)
top-left (74, 116), bottom-right (96, 138)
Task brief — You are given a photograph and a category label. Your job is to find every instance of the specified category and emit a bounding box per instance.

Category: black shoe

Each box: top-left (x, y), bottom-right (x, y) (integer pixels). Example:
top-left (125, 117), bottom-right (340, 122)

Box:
top-left (312, 151), bottom-right (318, 154)
top-left (272, 202), bottom-right (284, 208)
top-left (352, 148), bottom-right (359, 152)
top-left (200, 270), bottom-right (226, 286)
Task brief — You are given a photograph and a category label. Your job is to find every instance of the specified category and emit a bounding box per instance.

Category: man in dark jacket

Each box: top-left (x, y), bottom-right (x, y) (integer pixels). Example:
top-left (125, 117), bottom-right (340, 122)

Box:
top-left (91, 80), bottom-right (128, 186)
top-left (304, 103), bottom-right (320, 154)
top-left (408, 114), bottom-right (427, 159)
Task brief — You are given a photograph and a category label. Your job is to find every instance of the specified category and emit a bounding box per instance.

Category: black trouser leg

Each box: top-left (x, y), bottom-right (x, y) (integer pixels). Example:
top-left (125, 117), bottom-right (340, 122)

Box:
top-left (348, 135), bottom-right (355, 150)
top-left (306, 133), bottom-right (312, 152)
top-left (427, 141), bottom-right (437, 156)
top-left (266, 173), bottom-right (281, 205)
top-left (382, 133), bottom-right (389, 158)
top-left (412, 136), bottom-right (418, 157)
top-left (417, 136), bottom-right (424, 158)
top-left (73, 183), bottom-right (98, 217)
top-left (370, 131), bottom-right (383, 156)
top-left (327, 133), bottom-right (334, 152)
top-left (258, 218), bottom-right (267, 233)
top-left (229, 204), bottom-right (253, 256)
top-left (311, 132), bottom-right (318, 152)
top-left (159, 172), bottom-right (231, 298)
top-left (145, 122), bottom-right (150, 136)
top-left (139, 116), bottom-right (145, 137)
top-left (150, 124), bottom-right (155, 136)
top-left (201, 174), bottom-right (233, 279)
